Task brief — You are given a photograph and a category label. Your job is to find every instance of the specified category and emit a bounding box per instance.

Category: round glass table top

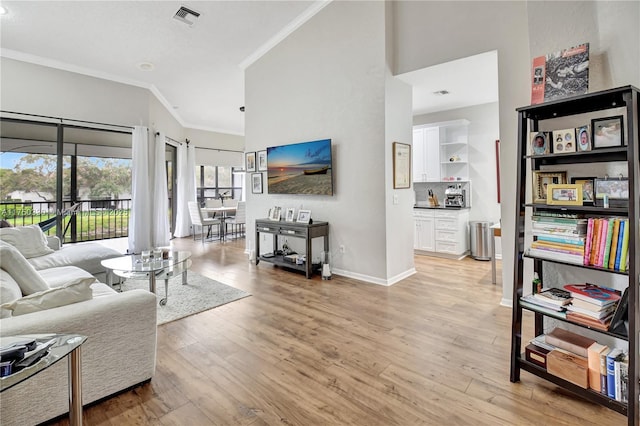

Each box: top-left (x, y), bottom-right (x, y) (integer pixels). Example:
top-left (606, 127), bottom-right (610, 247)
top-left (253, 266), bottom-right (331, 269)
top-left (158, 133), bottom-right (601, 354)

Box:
top-left (101, 251), bottom-right (192, 273)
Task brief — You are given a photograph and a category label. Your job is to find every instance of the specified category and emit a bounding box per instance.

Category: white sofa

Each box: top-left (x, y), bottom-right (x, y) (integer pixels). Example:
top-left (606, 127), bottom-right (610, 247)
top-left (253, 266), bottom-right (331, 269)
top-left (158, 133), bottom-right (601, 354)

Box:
top-left (0, 227), bottom-right (157, 426)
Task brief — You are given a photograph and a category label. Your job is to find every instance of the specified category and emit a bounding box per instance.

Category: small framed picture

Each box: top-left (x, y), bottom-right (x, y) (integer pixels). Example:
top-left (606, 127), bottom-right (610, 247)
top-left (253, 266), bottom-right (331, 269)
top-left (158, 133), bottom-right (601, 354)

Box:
top-left (530, 132), bottom-right (550, 156)
top-left (576, 125), bottom-right (591, 152)
top-left (269, 206), bottom-right (282, 221)
top-left (285, 208), bottom-right (295, 222)
top-left (246, 152), bottom-right (256, 172)
top-left (592, 116), bottom-right (624, 149)
top-left (257, 151), bottom-right (267, 171)
top-left (570, 177), bottom-right (595, 205)
top-left (296, 209), bottom-right (311, 224)
top-left (594, 177), bottom-right (629, 207)
top-left (546, 184), bottom-right (583, 206)
top-left (532, 171), bottom-right (567, 203)
top-left (552, 129), bottom-right (576, 153)
top-left (251, 173), bottom-right (263, 194)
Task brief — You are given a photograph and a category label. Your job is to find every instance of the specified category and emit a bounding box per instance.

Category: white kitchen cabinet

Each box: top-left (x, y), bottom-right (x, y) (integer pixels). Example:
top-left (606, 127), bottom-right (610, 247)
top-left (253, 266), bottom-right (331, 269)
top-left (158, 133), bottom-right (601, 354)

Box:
top-left (413, 209), bottom-right (435, 251)
top-left (439, 120), bottom-right (469, 181)
top-left (412, 127), bottom-right (439, 182)
top-left (414, 208), bottom-right (469, 259)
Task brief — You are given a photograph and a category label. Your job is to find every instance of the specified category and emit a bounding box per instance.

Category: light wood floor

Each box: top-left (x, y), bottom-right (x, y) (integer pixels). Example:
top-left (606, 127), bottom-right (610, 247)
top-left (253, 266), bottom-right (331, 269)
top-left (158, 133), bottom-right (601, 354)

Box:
top-left (51, 237), bottom-right (626, 425)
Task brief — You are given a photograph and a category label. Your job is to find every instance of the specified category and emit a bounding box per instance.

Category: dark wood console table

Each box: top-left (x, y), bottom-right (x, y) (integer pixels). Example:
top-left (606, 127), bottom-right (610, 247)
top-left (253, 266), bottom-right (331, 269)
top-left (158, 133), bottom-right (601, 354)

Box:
top-left (255, 219), bottom-right (329, 278)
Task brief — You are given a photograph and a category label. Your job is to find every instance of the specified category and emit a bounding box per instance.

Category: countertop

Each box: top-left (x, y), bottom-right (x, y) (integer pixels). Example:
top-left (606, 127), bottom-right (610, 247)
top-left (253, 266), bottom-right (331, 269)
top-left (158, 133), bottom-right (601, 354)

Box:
top-left (414, 204), bottom-right (470, 210)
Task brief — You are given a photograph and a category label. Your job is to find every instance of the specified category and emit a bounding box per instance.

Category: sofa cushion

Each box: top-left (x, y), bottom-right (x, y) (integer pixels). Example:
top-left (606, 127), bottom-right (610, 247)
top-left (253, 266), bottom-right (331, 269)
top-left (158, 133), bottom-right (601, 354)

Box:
top-left (91, 282), bottom-right (119, 298)
top-left (38, 266), bottom-right (97, 289)
top-left (27, 242), bottom-right (122, 275)
top-left (0, 225), bottom-right (54, 258)
top-left (0, 270), bottom-right (23, 318)
top-left (0, 241), bottom-right (49, 296)
top-left (0, 277), bottom-right (94, 317)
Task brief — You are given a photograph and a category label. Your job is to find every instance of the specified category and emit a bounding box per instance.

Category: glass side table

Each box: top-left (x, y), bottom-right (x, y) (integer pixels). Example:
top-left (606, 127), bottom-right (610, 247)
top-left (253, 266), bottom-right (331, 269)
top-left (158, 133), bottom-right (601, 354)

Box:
top-left (1, 333), bottom-right (87, 426)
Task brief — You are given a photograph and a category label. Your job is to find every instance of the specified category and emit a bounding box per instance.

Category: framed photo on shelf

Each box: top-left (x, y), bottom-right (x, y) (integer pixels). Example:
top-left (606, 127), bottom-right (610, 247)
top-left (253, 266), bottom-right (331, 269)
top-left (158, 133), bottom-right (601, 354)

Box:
top-left (594, 177), bottom-right (629, 207)
top-left (392, 142), bottom-right (411, 189)
top-left (576, 125), bottom-right (591, 152)
top-left (269, 206), bottom-right (282, 221)
top-left (592, 116), bottom-right (624, 149)
top-left (296, 209), bottom-right (311, 224)
top-left (570, 177), bottom-right (595, 205)
top-left (530, 132), bottom-right (550, 156)
top-left (285, 208), bottom-right (295, 222)
top-left (532, 171), bottom-right (567, 203)
top-left (251, 173), bottom-right (263, 194)
top-left (245, 152), bottom-right (256, 172)
top-left (552, 129), bottom-right (576, 153)
top-left (257, 150), bottom-right (267, 171)
top-left (546, 184), bottom-right (583, 205)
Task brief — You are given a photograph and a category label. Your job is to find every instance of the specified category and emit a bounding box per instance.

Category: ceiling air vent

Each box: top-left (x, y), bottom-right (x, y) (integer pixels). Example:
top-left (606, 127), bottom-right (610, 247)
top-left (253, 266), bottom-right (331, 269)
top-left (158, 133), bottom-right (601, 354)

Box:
top-left (173, 6), bottom-right (200, 27)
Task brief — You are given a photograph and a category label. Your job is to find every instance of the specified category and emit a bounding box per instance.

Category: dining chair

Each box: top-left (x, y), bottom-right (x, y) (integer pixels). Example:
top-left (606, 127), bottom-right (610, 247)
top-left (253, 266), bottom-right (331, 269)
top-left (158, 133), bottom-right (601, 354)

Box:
top-left (187, 201), bottom-right (221, 244)
top-left (225, 201), bottom-right (246, 238)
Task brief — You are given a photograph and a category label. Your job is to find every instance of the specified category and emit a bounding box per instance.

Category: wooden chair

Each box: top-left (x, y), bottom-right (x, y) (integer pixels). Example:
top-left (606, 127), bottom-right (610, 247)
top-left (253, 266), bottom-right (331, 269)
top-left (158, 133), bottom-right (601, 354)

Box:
top-left (187, 202), bottom-right (220, 243)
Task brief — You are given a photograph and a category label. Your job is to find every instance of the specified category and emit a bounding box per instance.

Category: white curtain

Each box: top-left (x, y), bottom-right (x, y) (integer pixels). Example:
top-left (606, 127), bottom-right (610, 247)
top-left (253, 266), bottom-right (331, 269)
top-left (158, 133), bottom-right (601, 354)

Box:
top-left (152, 132), bottom-right (170, 247)
top-left (128, 126), bottom-right (152, 254)
top-left (173, 143), bottom-right (197, 237)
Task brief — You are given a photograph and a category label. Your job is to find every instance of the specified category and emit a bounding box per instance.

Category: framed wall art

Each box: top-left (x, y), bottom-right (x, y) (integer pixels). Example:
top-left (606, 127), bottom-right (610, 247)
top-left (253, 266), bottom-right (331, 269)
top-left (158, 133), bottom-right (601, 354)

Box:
top-left (546, 184), bottom-right (583, 206)
top-left (257, 150), bottom-right (267, 171)
top-left (251, 173), bottom-right (263, 194)
top-left (392, 142), bottom-right (411, 189)
top-left (246, 152), bottom-right (256, 172)
top-left (592, 116), bottom-right (624, 149)
top-left (570, 176), bottom-right (595, 205)
top-left (532, 171), bottom-right (567, 203)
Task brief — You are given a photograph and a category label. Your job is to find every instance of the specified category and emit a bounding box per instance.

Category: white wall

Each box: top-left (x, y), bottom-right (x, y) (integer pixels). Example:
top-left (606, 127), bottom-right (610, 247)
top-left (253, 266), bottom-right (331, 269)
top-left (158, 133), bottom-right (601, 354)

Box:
top-left (414, 102), bottom-right (501, 224)
top-left (246, 1), bottom-right (407, 283)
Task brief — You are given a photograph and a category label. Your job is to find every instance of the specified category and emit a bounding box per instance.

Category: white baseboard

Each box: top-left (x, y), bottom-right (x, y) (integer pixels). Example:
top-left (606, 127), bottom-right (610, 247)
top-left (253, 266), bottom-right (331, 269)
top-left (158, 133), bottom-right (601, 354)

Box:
top-left (331, 267), bottom-right (416, 286)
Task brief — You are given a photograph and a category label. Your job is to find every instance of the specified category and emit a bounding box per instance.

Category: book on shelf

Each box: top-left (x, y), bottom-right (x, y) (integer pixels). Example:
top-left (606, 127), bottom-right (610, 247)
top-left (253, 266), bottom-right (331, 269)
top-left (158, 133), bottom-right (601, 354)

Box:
top-left (614, 219), bottom-right (625, 270)
top-left (617, 354), bottom-right (629, 403)
top-left (614, 353), bottom-right (628, 402)
top-left (618, 219), bottom-right (630, 272)
top-left (530, 241), bottom-right (584, 256)
top-left (531, 215), bottom-right (588, 225)
top-left (520, 297), bottom-right (567, 318)
top-left (527, 247), bottom-right (584, 265)
top-left (587, 343), bottom-right (609, 392)
top-left (606, 348), bottom-right (624, 399)
top-left (608, 219), bottom-right (621, 269)
top-left (584, 218), bottom-right (594, 265)
top-left (599, 347), bottom-right (611, 395)
top-left (589, 219), bottom-right (602, 265)
top-left (595, 218), bottom-right (608, 266)
top-left (570, 297), bottom-right (613, 312)
top-left (601, 219), bottom-right (615, 267)
top-left (533, 287), bottom-right (572, 306)
top-left (566, 302), bottom-right (615, 320)
top-left (544, 327), bottom-right (596, 358)
top-left (566, 311), bottom-right (612, 331)
top-left (563, 283), bottom-right (621, 307)
top-left (534, 234), bottom-right (585, 245)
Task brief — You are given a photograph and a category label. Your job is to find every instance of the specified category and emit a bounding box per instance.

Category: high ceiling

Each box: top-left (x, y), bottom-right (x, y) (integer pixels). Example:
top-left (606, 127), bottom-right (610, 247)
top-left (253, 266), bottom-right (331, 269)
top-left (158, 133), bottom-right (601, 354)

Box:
top-left (0, 1), bottom-right (327, 135)
top-left (1, 1), bottom-right (498, 136)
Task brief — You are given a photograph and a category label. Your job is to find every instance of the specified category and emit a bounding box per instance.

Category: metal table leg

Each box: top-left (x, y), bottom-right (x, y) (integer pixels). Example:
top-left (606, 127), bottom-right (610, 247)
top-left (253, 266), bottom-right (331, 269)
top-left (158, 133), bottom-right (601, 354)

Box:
top-left (68, 346), bottom-right (83, 426)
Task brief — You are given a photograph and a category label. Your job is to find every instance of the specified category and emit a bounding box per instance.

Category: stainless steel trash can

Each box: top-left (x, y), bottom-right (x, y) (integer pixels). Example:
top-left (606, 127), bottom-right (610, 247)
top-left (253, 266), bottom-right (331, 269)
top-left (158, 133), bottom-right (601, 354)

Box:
top-left (470, 221), bottom-right (491, 260)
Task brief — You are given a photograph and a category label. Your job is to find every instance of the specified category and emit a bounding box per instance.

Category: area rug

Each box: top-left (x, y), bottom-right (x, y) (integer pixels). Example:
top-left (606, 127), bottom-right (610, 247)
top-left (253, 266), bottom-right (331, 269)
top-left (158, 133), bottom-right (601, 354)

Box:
top-left (118, 272), bottom-right (250, 325)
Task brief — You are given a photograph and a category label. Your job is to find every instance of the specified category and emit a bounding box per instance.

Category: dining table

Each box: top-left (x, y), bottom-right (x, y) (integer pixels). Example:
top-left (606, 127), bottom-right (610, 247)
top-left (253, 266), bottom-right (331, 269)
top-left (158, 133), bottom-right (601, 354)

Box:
top-left (201, 206), bottom-right (237, 241)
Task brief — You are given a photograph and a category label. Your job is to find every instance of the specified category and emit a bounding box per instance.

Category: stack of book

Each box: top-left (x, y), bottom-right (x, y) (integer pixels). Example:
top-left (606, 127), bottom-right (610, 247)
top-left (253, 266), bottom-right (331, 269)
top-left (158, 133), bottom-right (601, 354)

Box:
top-left (528, 213), bottom-right (587, 265)
top-left (520, 287), bottom-right (571, 318)
top-left (563, 283), bottom-right (621, 331)
top-left (583, 217), bottom-right (630, 271)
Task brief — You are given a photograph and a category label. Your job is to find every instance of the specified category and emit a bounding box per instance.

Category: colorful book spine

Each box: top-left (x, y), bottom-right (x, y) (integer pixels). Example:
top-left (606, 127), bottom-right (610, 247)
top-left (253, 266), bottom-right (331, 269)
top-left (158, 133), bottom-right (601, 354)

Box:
top-left (614, 220), bottom-right (625, 270)
top-left (608, 219), bottom-right (620, 269)
top-left (596, 218), bottom-right (608, 266)
top-left (584, 218), bottom-right (594, 265)
top-left (530, 242), bottom-right (583, 256)
top-left (535, 234), bottom-right (585, 245)
top-left (618, 219), bottom-right (630, 272)
top-left (607, 348), bottom-right (623, 398)
top-left (602, 219), bottom-right (615, 268)
top-left (589, 219), bottom-right (602, 266)
top-left (600, 348), bottom-right (610, 395)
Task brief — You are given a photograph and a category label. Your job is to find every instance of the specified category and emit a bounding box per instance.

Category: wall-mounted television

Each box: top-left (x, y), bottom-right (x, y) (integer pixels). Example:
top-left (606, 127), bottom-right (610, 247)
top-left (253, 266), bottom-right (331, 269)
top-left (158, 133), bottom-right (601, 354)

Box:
top-left (267, 139), bottom-right (333, 195)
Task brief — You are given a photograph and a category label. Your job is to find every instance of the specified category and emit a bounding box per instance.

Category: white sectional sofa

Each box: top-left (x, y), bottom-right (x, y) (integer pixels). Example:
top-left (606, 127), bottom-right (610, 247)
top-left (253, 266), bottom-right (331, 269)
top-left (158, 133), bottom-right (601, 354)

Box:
top-left (0, 226), bottom-right (157, 426)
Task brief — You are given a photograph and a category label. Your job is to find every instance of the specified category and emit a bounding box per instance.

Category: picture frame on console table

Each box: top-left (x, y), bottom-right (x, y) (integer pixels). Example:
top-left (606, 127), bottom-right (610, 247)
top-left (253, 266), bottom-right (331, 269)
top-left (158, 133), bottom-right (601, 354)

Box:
top-left (532, 171), bottom-right (567, 204)
top-left (296, 209), bottom-right (311, 224)
top-left (570, 176), bottom-right (595, 205)
top-left (285, 208), bottom-right (295, 222)
top-left (546, 184), bottom-right (583, 206)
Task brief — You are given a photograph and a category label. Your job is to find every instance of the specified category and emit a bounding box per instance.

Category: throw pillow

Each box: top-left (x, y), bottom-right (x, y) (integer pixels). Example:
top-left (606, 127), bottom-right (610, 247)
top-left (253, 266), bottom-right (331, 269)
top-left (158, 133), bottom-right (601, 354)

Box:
top-left (0, 269), bottom-right (23, 318)
top-left (0, 241), bottom-right (50, 295)
top-left (0, 277), bottom-right (94, 317)
top-left (0, 224), bottom-right (54, 258)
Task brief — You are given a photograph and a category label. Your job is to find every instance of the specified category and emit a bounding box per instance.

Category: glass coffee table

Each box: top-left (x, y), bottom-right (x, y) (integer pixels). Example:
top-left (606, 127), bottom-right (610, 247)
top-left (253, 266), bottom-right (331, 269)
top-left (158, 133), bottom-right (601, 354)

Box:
top-left (1, 334), bottom-right (86, 425)
top-left (101, 251), bottom-right (192, 305)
